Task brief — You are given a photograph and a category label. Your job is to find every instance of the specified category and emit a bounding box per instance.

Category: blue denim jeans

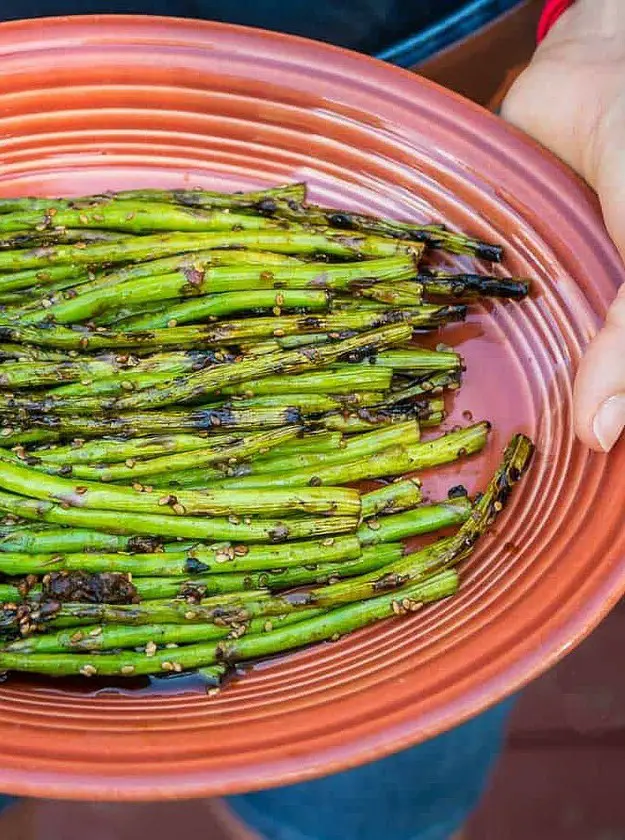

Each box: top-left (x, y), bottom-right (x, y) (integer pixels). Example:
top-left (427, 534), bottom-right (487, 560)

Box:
top-left (0, 1), bottom-right (524, 836)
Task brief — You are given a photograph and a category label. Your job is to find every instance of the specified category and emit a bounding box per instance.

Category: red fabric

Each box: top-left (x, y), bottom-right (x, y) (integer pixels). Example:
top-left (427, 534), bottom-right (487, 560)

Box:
top-left (538, 0), bottom-right (575, 42)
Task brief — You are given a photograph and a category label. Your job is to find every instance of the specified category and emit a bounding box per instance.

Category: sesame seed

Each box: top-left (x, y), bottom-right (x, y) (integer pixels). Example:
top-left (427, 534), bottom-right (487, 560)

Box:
top-left (121, 665), bottom-right (135, 676)
top-left (184, 611), bottom-right (196, 620)
top-left (70, 631), bottom-right (84, 643)
top-left (228, 515), bottom-right (240, 525)
top-left (167, 319), bottom-right (178, 328)
top-left (233, 545), bottom-right (249, 556)
top-left (132, 483), bottom-right (144, 492)
top-left (322, 538), bottom-right (335, 547)
top-left (79, 214), bottom-right (89, 225)
top-left (273, 329), bottom-right (285, 337)
top-left (172, 662), bottom-right (183, 673)
top-left (172, 503), bottom-right (186, 515)
top-left (145, 641), bottom-right (157, 657)
top-left (79, 664), bottom-right (97, 677)
top-left (264, 621), bottom-right (273, 632)
top-left (161, 661), bottom-right (174, 671)
top-left (391, 600), bottom-right (402, 616)
top-left (74, 486), bottom-right (88, 495)
top-left (331, 633), bottom-right (341, 642)
top-left (89, 627), bottom-right (103, 636)
top-left (165, 643), bottom-right (178, 649)
top-left (367, 519), bottom-right (381, 530)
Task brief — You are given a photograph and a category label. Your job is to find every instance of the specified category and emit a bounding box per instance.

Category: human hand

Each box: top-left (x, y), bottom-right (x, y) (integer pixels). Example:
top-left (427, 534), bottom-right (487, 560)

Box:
top-left (502, 0), bottom-right (625, 451)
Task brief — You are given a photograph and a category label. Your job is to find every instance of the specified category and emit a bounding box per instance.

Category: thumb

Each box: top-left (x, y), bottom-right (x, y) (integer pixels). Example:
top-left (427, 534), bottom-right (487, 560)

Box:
top-left (573, 96), bottom-right (625, 451)
top-left (574, 286), bottom-right (625, 452)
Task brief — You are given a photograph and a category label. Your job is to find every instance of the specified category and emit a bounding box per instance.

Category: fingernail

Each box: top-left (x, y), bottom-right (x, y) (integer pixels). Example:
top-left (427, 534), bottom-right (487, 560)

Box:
top-left (593, 394), bottom-right (625, 452)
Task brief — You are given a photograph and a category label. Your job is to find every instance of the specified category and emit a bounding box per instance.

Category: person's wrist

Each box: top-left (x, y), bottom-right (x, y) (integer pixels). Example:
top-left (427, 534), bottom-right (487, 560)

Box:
top-left (537, 0), bottom-right (575, 43)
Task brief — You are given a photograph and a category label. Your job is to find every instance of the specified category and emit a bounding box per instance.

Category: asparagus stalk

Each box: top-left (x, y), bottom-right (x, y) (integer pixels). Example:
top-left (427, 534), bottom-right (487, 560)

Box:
top-left (201, 420), bottom-right (419, 482)
top-left (0, 544), bottom-right (401, 614)
top-left (357, 499), bottom-right (471, 545)
top-left (0, 230), bottom-right (130, 252)
top-left (33, 430), bottom-right (342, 466)
top-left (11, 309), bottom-right (463, 364)
top-left (209, 391), bottom-right (385, 415)
top-left (0, 230), bottom-right (423, 272)
top-left (153, 421), bottom-right (420, 489)
top-left (0, 184), bottom-right (308, 216)
top-left (0, 503), bottom-right (471, 579)
top-left (386, 371), bottom-right (461, 405)
top-left (420, 411), bottom-right (445, 428)
top-left (0, 203), bottom-right (295, 236)
top-left (0, 406), bottom-right (302, 437)
top-left (418, 272), bottom-right (529, 300)
top-left (290, 433), bottom-right (534, 608)
top-left (223, 368), bottom-right (393, 397)
top-left (4, 609), bottom-right (325, 654)
top-left (0, 326), bottom-right (414, 389)
top-left (32, 433), bottom-right (233, 466)
top-left (349, 280), bottom-right (423, 307)
top-left (111, 256), bottom-right (420, 330)
top-left (0, 534), bottom-right (362, 577)
top-left (0, 526), bottom-right (160, 554)
top-left (50, 365), bottom-right (393, 400)
top-left (9, 250), bottom-right (307, 319)
top-left (212, 423), bottom-right (489, 489)
top-left (131, 545), bottom-right (399, 600)
top-left (360, 478), bottom-right (423, 518)
top-left (0, 489), bottom-right (359, 542)
top-left (118, 288), bottom-right (331, 330)
top-left (0, 405), bottom-right (306, 433)
top-left (337, 348), bottom-right (461, 372)
top-left (0, 265), bottom-right (92, 295)
top-left (0, 455), bottom-right (361, 517)
top-left (22, 266), bottom-right (348, 325)
top-left (0, 344), bottom-right (67, 363)
top-left (257, 201), bottom-right (503, 261)
top-left (321, 400), bottom-right (445, 432)
top-left (0, 571), bottom-right (458, 676)
top-left (30, 426), bottom-right (298, 482)
top-left (0, 349), bottom-right (232, 389)
top-left (38, 323), bottom-right (408, 411)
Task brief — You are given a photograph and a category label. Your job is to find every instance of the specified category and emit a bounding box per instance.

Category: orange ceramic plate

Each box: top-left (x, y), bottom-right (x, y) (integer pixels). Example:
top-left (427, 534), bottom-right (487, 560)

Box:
top-left (0, 14), bottom-right (622, 800)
